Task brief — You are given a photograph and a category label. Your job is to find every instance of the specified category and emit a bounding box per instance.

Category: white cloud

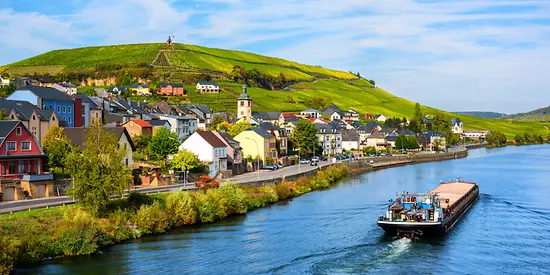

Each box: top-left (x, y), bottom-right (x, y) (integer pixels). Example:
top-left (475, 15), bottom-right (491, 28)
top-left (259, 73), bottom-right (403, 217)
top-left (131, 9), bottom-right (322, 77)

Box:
top-left (1, 0), bottom-right (549, 113)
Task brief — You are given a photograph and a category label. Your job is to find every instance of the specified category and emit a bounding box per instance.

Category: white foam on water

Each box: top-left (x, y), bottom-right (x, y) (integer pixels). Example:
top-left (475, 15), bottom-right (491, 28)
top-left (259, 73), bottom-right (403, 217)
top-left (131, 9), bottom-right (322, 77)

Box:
top-left (385, 238), bottom-right (412, 259)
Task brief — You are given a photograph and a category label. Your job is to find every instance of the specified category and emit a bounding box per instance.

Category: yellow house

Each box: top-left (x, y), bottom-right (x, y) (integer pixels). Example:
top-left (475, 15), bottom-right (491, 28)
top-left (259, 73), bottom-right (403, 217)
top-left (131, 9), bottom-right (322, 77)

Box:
top-left (234, 128), bottom-right (277, 162)
top-left (131, 84), bottom-right (151, 96)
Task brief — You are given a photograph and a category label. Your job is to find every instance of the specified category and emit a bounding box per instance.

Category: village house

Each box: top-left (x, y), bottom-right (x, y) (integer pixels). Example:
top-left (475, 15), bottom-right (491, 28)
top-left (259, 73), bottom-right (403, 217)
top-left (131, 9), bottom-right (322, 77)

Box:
top-left (234, 127), bottom-right (278, 162)
top-left (451, 118), bottom-right (463, 135)
top-left (463, 130), bottom-right (490, 140)
top-left (157, 114), bottom-right (198, 141)
top-left (259, 122), bottom-right (288, 156)
top-left (341, 129), bottom-right (360, 151)
top-left (364, 131), bottom-right (389, 150)
top-left (157, 83), bottom-right (184, 96)
top-left (322, 105), bottom-right (341, 117)
top-left (237, 84), bottom-right (252, 119)
top-left (213, 131), bottom-right (243, 175)
top-left (342, 109), bottom-right (360, 121)
top-left (8, 86), bottom-right (78, 127)
top-left (375, 114), bottom-right (388, 123)
top-left (196, 81), bottom-right (220, 93)
top-left (315, 124), bottom-right (343, 156)
top-left (0, 76), bottom-right (11, 87)
top-left (300, 108), bottom-right (321, 119)
top-left (123, 120), bottom-right (153, 137)
top-left (73, 93), bottom-right (102, 127)
top-left (52, 82), bottom-right (77, 95)
top-left (144, 120), bottom-right (172, 135)
top-left (0, 121), bottom-right (54, 201)
top-left (35, 77), bottom-right (54, 87)
top-left (253, 112), bottom-right (284, 125)
top-left (0, 99), bottom-right (60, 144)
top-left (182, 104), bottom-right (213, 130)
top-left (131, 84), bottom-right (151, 96)
top-left (179, 131), bottom-right (229, 178)
top-left (419, 130), bottom-right (447, 151)
top-left (108, 86), bottom-right (128, 95)
top-left (363, 113), bottom-right (375, 120)
top-left (357, 121), bottom-right (382, 143)
top-left (63, 127), bottom-right (135, 168)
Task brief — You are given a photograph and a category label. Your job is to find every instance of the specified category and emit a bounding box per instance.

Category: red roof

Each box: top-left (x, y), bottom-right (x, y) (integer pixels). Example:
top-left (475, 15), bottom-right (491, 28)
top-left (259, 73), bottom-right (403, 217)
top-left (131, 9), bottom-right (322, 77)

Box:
top-left (126, 120), bottom-right (152, 127)
top-left (283, 113), bottom-right (297, 117)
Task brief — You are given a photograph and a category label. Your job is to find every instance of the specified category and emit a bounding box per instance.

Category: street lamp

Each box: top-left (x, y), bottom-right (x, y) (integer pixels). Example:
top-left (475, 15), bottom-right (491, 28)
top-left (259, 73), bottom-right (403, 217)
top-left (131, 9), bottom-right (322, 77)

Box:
top-left (245, 137), bottom-right (260, 181)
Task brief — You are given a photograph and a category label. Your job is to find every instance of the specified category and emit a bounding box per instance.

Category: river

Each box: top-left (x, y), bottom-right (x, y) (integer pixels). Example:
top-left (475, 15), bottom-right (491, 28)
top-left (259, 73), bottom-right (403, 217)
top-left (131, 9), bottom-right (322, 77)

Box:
top-left (19, 145), bottom-right (550, 274)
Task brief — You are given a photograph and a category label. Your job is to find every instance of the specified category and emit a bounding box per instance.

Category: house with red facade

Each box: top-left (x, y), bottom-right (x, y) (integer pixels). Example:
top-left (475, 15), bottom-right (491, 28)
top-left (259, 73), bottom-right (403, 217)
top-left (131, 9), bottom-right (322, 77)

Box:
top-left (157, 83), bottom-right (184, 96)
top-left (0, 121), bottom-right (53, 201)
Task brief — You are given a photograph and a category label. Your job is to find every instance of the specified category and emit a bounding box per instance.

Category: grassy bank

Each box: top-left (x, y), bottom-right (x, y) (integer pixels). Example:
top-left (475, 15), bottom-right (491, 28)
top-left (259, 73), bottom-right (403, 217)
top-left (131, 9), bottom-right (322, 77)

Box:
top-left (0, 166), bottom-right (349, 274)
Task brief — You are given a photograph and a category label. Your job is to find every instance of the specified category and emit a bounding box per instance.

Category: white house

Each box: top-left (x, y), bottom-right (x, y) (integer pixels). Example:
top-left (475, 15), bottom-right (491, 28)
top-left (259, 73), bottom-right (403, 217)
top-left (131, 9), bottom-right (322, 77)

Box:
top-left (196, 81), bottom-right (220, 93)
top-left (0, 76), bottom-right (10, 87)
top-left (375, 114), bottom-right (388, 123)
top-left (52, 82), bottom-right (77, 95)
top-left (157, 114), bottom-right (198, 141)
top-left (301, 109), bottom-right (321, 119)
top-left (451, 118), bottom-right (463, 135)
top-left (463, 130), bottom-right (490, 140)
top-left (179, 131), bottom-right (228, 178)
top-left (341, 130), bottom-right (360, 151)
top-left (330, 111), bottom-right (342, 121)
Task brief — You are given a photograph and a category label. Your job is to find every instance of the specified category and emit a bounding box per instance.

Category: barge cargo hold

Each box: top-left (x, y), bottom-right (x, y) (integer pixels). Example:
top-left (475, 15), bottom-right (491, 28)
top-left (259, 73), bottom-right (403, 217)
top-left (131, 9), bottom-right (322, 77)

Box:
top-left (377, 179), bottom-right (479, 237)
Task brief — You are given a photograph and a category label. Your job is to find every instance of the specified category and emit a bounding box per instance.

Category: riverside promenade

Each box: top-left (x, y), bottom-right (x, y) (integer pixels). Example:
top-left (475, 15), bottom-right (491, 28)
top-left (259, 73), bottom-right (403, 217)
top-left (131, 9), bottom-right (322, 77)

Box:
top-left (0, 149), bottom-right (467, 214)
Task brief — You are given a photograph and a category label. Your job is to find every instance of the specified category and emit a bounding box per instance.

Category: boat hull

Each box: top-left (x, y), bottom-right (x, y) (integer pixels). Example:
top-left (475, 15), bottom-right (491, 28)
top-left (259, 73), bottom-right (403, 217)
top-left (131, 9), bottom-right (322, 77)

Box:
top-left (378, 187), bottom-right (479, 237)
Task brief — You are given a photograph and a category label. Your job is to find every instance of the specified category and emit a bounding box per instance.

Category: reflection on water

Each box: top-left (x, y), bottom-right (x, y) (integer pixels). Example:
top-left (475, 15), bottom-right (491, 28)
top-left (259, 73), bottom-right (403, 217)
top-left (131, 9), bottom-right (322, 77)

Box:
top-left (18, 145), bottom-right (550, 275)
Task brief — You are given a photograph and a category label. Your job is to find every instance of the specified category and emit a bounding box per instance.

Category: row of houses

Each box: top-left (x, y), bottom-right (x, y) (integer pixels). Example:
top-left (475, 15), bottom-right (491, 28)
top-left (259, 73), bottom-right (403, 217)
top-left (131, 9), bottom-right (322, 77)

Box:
top-left (6, 76), bottom-right (221, 97)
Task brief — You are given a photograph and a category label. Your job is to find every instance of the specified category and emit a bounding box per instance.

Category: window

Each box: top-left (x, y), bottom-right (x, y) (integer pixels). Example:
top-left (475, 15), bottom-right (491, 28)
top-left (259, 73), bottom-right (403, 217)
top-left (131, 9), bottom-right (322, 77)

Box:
top-left (16, 127), bottom-right (21, 136)
top-left (240, 101), bottom-right (244, 106)
top-left (8, 162), bottom-right (16, 174)
top-left (63, 106), bottom-right (66, 113)
top-left (18, 161), bottom-right (25, 174)
top-left (21, 141), bottom-right (31, 150)
top-left (57, 106), bottom-right (61, 112)
top-left (6, 142), bottom-right (16, 152)
top-left (63, 116), bottom-right (66, 121)
top-left (68, 116), bottom-right (72, 123)
top-left (49, 106), bottom-right (53, 110)
top-left (68, 106), bottom-right (72, 113)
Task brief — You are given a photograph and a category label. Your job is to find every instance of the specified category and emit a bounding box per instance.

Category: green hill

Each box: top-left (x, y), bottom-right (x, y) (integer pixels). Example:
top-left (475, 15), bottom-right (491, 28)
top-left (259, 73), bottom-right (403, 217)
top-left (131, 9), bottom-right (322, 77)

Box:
top-left (2, 43), bottom-right (549, 138)
top-left (502, 106), bottom-right (550, 121)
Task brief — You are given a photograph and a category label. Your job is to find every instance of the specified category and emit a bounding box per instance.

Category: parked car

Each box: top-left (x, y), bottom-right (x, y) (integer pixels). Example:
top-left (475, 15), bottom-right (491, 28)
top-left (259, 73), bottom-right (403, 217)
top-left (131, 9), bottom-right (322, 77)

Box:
top-left (261, 165), bottom-right (277, 170)
top-left (319, 156), bottom-right (328, 161)
top-left (311, 157), bottom-right (320, 162)
top-left (310, 160), bottom-right (318, 166)
top-left (276, 164), bottom-right (283, 169)
top-left (380, 152), bottom-right (388, 156)
top-left (299, 159), bottom-right (310, 164)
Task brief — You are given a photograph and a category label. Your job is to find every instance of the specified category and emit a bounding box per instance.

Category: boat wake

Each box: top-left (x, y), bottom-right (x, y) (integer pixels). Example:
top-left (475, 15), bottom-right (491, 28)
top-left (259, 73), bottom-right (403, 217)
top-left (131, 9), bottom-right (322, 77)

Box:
top-left (379, 238), bottom-right (412, 260)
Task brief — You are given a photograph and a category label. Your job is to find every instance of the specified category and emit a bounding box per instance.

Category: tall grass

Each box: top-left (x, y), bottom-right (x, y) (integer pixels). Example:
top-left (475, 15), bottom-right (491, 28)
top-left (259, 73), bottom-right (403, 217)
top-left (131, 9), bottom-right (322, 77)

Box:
top-left (0, 165), bottom-right (349, 273)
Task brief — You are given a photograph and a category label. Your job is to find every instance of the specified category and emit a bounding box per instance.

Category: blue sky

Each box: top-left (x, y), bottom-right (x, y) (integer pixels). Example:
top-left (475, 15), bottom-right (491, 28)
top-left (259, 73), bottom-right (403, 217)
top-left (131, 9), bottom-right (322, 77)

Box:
top-left (1, 0), bottom-right (549, 114)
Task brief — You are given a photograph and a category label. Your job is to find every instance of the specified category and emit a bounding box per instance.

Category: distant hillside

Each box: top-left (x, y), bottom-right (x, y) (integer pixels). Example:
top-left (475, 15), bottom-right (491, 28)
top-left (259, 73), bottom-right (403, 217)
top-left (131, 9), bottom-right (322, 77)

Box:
top-left (502, 106), bottom-right (550, 121)
top-left (454, 111), bottom-right (506, 119)
top-left (1, 42), bottom-right (550, 138)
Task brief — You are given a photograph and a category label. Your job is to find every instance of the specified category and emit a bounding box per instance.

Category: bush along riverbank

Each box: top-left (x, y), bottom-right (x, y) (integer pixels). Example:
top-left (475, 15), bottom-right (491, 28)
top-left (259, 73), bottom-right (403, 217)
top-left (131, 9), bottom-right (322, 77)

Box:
top-left (0, 165), bottom-right (349, 274)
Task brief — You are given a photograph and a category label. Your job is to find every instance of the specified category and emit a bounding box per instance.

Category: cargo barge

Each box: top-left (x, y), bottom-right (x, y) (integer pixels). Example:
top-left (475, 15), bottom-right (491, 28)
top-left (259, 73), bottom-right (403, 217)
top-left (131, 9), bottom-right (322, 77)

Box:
top-left (377, 179), bottom-right (479, 238)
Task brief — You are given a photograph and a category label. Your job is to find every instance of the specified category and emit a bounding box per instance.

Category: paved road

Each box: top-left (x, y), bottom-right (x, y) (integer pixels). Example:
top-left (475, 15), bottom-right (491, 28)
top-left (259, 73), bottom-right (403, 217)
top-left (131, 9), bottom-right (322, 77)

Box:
top-left (0, 183), bottom-right (198, 214)
top-left (229, 160), bottom-right (332, 183)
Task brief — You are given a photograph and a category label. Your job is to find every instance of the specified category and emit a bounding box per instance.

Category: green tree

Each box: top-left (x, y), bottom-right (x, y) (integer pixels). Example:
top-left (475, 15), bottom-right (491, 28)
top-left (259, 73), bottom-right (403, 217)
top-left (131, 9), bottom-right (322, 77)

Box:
top-left (433, 138), bottom-right (443, 151)
top-left (171, 149), bottom-right (202, 172)
top-left (210, 116), bottom-right (224, 130)
top-left (148, 127), bottom-right (180, 161)
top-left (523, 133), bottom-right (532, 144)
top-left (486, 131), bottom-right (507, 147)
top-left (395, 135), bottom-right (408, 150)
top-left (407, 136), bottom-right (420, 150)
top-left (286, 94), bottom-right (296, 103)
top-left (65, 123), bottom-right (131, 215)
top-left (410, 103), bottom-right (424, 133)
top-left (228, 121), bottom-right (251, 137)
top-left (216, 121), bottom-right (232, 132)
top-left (362, 146), bottom-right (377, 156)
top-left (290, 120), bottom-right (319, 156)
top-left (0, 109), bottom-right (10, 120)
top-left (42, 126), bottom-right (71, 172)
top-left (0, 83), bottom-right (16, 98)
top-left (514, 134), bottom-right (524, 144)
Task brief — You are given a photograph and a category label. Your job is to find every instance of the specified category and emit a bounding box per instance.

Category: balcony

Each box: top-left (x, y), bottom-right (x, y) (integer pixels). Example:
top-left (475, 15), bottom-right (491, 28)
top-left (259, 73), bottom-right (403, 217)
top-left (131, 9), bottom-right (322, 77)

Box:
top-left (22, 174), bottom-right (54, 181)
